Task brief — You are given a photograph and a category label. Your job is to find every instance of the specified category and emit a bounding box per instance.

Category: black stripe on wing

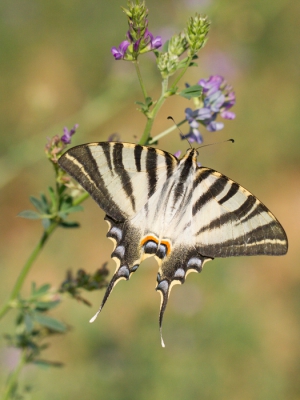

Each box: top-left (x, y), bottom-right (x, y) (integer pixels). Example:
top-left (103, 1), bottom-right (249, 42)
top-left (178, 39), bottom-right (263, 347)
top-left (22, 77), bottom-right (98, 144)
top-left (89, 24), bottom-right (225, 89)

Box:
top-left (172, 151), bottom-right (194, 206)
top-left (199, 220), bottom-right (287, 257)
top-left (218, 182), bottom-right (239, 204)
top-left (101, 142), bottom-right (113, 172)
top-left (134, 145), bottom-right (143, 172)
top-left (146, 147), bottom-right (158, 198)
top-left (192, 173), bottom-right (228, 216)
top-left (58, 145), bottom-right (126, 221)
top-left (112, 143), bottom-right (136, 212)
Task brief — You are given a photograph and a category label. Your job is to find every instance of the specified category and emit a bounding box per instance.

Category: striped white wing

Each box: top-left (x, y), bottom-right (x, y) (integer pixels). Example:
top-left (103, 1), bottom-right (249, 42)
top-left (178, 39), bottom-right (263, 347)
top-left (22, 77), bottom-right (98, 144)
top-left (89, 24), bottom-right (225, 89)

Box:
top-left (192, 167), bottom-right (288, 257)
top-left (58, 142), bottom-right (288, 347)
top-left (58, 142), bottom-right (178, 221)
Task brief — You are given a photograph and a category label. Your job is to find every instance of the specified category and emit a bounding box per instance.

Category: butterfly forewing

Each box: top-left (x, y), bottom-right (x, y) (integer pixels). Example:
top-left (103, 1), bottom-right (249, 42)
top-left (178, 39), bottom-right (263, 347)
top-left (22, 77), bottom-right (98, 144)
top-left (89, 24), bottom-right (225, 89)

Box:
top-left (58, 142), bottom-right (178, 221)
top-left (192, 167), bottom-right (288, 257)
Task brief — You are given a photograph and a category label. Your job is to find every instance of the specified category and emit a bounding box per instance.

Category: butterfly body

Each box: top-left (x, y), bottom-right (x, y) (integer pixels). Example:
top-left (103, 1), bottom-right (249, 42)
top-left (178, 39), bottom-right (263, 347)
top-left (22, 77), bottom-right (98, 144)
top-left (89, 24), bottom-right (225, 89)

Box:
top-left (58, 142), bottom-right (288, 346)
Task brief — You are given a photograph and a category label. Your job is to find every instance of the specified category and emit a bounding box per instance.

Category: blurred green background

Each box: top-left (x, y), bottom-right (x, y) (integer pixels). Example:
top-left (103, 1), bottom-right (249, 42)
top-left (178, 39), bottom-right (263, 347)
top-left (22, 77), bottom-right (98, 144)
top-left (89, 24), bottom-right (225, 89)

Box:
top-left (0, 0), bottom-right (299, 399)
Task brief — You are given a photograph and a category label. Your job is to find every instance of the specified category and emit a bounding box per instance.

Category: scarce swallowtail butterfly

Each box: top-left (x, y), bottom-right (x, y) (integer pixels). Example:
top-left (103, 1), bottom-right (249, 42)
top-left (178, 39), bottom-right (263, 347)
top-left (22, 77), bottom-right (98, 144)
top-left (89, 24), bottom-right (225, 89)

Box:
top-left (58, 142), bottom-right (288, 347)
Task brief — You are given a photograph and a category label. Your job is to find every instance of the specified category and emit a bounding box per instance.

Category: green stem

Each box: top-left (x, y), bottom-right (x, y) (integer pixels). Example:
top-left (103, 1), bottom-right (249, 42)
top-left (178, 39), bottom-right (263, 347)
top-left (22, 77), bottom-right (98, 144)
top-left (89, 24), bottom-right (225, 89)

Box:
top-left (148, 118), bottom-right (186, 144)
top-left (170, 56), bottom-right (193, 92)
top-left (134, 60), bottom-right (148, 101)
top-left (139, 78), bottom-right (169, 145)
top-left (0, 221), bottom-right (59, 320)
top-left (72, 191), bottom-right (89, 206)
top-left (2, 349), bottom-right (27, 400)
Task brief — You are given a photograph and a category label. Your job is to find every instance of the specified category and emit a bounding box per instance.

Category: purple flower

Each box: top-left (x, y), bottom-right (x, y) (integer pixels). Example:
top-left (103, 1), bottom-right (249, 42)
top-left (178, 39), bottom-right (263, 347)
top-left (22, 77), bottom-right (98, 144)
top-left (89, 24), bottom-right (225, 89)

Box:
top-left (61, 124), bottom-right (79, 144)
top-left (111, 41), bottom-right (130, 60)
top-left (144, 29), bottom-right (162, 50)
top-left (180, 108), bottom-right (203, 144)
top-left (199, 75), bottom-right (223, 96)
top-left (112, 29), bottom-right (161, 60)
top-left (108, 132), bottom-right (120, 142)
top-left (151, 35), bottom-right (162, 49)
top-left (182, 75), bottom-right (236, 143)
top-left (220, 110), bottom-right (235, 119)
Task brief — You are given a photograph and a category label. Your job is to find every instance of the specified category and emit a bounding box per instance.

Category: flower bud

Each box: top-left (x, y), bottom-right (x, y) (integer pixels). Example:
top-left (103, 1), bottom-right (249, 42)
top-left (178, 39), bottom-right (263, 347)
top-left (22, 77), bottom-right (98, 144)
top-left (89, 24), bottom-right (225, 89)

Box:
top-left (186, 14), bottom-right (210, 55)
top-left (157, 52), bottom-right (179, 78)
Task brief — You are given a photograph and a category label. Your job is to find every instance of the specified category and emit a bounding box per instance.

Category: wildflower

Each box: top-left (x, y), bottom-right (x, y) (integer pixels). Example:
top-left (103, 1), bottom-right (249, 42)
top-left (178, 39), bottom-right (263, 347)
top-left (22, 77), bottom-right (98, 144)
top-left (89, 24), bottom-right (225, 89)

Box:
top-left (108, 133), bottom-right (120, 142)
top-left (45, 135), bottom-right (65, 163)
top-left (61, 124), bottom-right (79, 144)
top-left (181, 75), bottom-right (236, 143)
top-left (112, 1), bottom-right (161, 61)
top-left (181, 108), bottom-right (203, 143)
top-left (111, 41), bottom-right (130, 60)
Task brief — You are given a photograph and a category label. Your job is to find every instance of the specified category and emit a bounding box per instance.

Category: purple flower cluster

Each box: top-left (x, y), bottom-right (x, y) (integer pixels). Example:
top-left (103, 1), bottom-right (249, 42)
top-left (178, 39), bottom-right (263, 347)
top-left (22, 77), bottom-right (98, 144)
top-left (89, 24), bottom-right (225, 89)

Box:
top-left (111, 27), bottom-right (162, 60)
top-left (182, 75), bottom-right (235, 143)
top-left (61, 124), bottom-right (79, 144)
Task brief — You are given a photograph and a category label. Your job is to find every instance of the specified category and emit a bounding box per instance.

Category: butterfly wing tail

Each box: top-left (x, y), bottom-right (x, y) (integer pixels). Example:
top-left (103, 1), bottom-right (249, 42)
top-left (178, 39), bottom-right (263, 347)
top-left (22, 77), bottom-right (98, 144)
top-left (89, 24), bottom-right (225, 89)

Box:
top-left (155, 246), bottom-right (213, 346)
top-left (89, 215), bottom-right (143, 322)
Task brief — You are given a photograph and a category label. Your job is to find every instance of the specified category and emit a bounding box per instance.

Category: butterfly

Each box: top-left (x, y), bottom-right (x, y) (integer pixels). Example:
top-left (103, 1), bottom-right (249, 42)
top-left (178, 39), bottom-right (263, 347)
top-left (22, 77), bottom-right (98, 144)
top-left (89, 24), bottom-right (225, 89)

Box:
top-left (58, 142), bottom-right (288, 347)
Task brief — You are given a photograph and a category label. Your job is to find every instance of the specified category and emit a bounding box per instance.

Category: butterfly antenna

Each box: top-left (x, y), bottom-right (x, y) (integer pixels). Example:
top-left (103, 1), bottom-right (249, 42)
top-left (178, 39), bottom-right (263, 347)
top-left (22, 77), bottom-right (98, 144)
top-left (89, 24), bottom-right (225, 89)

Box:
top-left (196, 138), bottom-right (234, 150)
top-left (167, 116), bottom-right (192, 149)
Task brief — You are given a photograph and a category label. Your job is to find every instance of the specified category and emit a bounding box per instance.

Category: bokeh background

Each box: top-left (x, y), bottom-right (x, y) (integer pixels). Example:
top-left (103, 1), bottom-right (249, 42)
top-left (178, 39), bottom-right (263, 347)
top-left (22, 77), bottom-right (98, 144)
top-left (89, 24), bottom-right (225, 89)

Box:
top-left (0, 0), bottom-right (299, 399)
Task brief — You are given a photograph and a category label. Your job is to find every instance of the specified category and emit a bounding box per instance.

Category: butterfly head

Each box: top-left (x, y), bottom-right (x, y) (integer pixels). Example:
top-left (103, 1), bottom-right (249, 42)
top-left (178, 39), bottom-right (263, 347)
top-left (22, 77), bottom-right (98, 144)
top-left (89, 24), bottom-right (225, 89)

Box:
top-left (180, 148), bottom-right (199, 165)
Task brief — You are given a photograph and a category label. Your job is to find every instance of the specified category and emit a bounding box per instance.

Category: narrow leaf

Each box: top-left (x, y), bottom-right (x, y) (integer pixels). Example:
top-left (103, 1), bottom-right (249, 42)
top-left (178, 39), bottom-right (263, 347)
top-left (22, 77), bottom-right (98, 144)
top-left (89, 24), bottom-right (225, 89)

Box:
top-left (34, 313), bottom-right (67, 332)
top-left (135, 101), bottom-right (145, 107)
top-left (179, 84), bottom-right (203, 99)
top-left (40, 193), bottom-right (49, 208)
top-left (18, 210), bottom-right (41, 219)
top-left (24, 313), bottom-right (34, 333)
top-left (30, 196), bottom-right (46, 213)
top-left (48, 186), bottom-right (57, 210)
top-left (33, 359), bottom-right (63, 369)
top-left (162, 40), bottom-right (169, 52)
top-left (36, 300), bottom-right (60, 310)
top-left (60, 221), bottom-right (80, 228)
top-left (42, 218), bottom-right (51, 230)
top-left (61, 205), bottom-right (83, 215)
top-left (33, 283), bottom-right (51, 296)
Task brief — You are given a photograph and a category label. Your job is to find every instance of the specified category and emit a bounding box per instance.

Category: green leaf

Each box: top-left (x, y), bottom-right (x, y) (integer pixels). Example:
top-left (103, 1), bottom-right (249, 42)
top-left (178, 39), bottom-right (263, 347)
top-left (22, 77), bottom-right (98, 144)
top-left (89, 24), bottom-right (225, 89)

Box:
top-left (40, 193), bottom-right (49, 208)
top-left (162, 39), bottom-right (169, 52)
top-left (36, 300), bottom-right (60, 310)
top-left (30, 196), bottom-right (46, 213)
top-left (60, 205), bottom-right (83, 215)
top-left (32, 283), bottom-right (51, 296)
top-left (60, 221), bottom-right (80, 228)
top-left (42, 218), bottom-right (51, 230)
top-left (33, 359), bottom-right (63, 369)
top-left (18, 210), bottom-right (41, 219)
top-left (145, 97), bottom-right (153, 107)
top-left (48, 186), bottom-right (57, 210)
top-left (179, 84), bottom-right (203, 99)
top-left (60, 197), bottom-right (73, 211)
top-left (24, 313), bottom-right (34, 333)
top-left (58, 185), bottom-right (67, 196)
top-left (34, 313), bottom-right (67, 332)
